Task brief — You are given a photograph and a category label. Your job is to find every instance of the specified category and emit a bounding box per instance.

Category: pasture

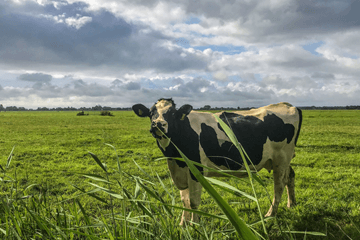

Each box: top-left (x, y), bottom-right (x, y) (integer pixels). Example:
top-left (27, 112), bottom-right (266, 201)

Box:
top-left (1, 109), bottom-right (360, 239)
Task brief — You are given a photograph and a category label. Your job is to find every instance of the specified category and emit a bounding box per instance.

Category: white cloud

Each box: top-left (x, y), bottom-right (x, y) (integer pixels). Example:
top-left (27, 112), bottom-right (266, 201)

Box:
top-left (65, 15), bottom-right (92, 29)
top-left (213, 70), bottom-right (228, 81)
top-left (39, 13), bottom-right (92, 29)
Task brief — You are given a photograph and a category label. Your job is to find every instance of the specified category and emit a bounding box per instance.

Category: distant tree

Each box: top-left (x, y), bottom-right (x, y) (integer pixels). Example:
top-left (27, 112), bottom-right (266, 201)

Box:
top-left (92, 105), bottom-right (102, 111)
top-left (203, 105), bottom-right (211, 110)
top-left (6, 106), bottom-right (18, 111)
top-left (0, 104), bottom-right (4, 111)
top-left (67, 106), bottom-right (77, 111)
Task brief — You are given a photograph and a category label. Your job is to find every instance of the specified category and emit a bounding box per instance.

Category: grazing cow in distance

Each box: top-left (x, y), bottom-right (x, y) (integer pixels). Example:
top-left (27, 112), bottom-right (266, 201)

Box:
top-left (132, 98), bottom-right (302, 225)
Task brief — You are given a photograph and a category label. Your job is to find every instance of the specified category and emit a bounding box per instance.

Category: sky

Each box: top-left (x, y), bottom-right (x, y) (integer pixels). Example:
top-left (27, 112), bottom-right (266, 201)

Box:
top-left (1, 0), bottom-right (360, 109)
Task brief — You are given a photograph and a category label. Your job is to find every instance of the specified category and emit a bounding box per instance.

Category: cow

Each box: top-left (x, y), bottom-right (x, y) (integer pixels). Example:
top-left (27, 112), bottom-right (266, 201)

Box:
top-left (132, 98), bottom-right (302, 225)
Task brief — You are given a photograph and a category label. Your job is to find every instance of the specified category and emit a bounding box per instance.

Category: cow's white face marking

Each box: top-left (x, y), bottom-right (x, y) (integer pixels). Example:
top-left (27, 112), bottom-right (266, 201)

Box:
top-left (151, 99), bottom-right (173, 136)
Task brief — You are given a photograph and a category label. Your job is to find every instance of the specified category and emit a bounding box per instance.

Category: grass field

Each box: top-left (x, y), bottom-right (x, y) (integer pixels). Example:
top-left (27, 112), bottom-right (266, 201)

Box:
top-left (1, 109), bottom-right (360, 239)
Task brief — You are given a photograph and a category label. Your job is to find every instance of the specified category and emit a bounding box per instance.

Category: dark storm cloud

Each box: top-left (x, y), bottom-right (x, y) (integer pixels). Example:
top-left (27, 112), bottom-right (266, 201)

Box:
top-left (124, 82), bottom-right (141, 90)
top-left (173, 0), bottom-right (360, 44)
top-left (18, 73), bottom-right (52, 83)
top-left (257, 0), bottom-right (360, 43)
top-left (66, 79), bottom-right (114, 97)
top-left (111, 79), bottom-right (123, 88)
top-left (171, 78), bottom-right (185, 85)
top-left (0, 2), bottom-right (207, 73)
top-left (311, 72), bottom-right (335, 79)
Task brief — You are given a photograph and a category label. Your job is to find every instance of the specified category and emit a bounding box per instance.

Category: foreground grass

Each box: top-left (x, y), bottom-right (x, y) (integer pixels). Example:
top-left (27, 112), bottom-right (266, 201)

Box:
top-left (1, 110), bottom-right (360, 239)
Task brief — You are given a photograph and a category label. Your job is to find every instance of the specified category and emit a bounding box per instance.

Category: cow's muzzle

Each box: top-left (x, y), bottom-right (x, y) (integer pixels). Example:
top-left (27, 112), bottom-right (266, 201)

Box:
top-left (150, 122), bottom-right (167, 139)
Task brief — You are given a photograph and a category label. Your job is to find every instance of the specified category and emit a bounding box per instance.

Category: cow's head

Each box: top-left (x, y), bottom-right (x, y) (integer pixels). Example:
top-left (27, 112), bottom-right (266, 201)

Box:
top-left (132, 98), bottom-right (193, 139)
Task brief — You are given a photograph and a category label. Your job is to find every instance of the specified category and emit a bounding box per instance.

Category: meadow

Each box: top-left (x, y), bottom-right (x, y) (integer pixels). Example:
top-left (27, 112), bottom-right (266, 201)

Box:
top-left (1, 109), bottom-right (360, 239)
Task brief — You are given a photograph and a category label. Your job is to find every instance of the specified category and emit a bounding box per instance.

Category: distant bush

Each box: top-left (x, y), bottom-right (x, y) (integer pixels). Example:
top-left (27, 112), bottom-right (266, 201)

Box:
top-left (77, 111), bottom-right (89, 116)
top-left (100, 110), bottom-right (114, 116)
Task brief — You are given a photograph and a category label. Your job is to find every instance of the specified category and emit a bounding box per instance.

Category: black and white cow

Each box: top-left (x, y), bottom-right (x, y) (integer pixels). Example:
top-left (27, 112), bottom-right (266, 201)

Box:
top-left (132, 98), bottom-right (302, 225)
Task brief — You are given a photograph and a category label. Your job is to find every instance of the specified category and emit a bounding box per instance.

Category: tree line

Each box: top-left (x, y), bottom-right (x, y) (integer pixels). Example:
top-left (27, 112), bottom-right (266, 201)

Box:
top-left (1, 104), bottom-right (360, 112)
top-left (0, 105), bottom-right (131, 111)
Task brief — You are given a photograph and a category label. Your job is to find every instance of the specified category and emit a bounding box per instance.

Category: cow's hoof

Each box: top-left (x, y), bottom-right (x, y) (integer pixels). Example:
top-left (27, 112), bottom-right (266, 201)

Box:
top-left (287, 202), bottom-right (297, 208)
top-left (265, 211), bottom-right (276, 218)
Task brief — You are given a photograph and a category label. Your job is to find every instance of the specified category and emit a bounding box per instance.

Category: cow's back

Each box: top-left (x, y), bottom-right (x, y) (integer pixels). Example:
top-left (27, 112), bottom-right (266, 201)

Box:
top-left (217, 102), bottom-right (299, 125)
top-left (187, 102), bottom-right (302, 176)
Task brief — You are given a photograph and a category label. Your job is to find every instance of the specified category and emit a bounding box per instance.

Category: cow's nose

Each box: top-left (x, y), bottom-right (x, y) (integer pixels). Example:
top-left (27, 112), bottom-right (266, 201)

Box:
top-left (152, 121), bottom-right (167, 130)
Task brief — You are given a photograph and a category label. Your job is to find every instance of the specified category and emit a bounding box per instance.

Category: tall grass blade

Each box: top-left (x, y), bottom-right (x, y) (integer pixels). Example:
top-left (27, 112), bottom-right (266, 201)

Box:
top-left (88, 182), bottom-right (124, 199)
top-left (88, 152), bottom-right (107, 173)
top-left (82, 174), bottom-right (112, 184)
top-left (132, 159), bottom-right (153, 180)
top-left (251, 173), bottom-right (265, 187)
top-left (204, 177), bottom-right (257, 202)
top-left (10, 226), bottom-right (22, 240)
top-left (23, 183), bottom-right (39, 193)
top-left (100, 215), bottom-right (115, 240)
top-left (71, 184), bottom-right (108, 204)
top-left (283, 230), bottom-right (326, 236)
top-left (6, 145), bottom-right (16, 169)
top-left (136, 179), bottom-right (173, 216)
top-left (10, 212), bottom-right (22, 237)
top-left (170, 140), bottom-right (258, 239)
top-left (104, 143), bottom-right (121, 173)
top-left (155, 172), bottom-right (175, 204)
top-left (213, 114), bottom-right (268, 235)
top-left (75, 199), bottom-right (93, 229)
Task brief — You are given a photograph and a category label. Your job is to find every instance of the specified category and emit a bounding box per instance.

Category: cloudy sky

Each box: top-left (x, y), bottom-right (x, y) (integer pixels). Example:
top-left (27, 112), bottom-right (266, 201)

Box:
top-left (1, 0), bottom-right (360, 109)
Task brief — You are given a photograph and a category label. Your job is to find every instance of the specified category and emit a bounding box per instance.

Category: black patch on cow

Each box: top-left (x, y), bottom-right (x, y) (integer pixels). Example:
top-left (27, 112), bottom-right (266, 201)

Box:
top-left (262, 114), bottom-right (295, 144)
top-left (158, 116), bottom-right (203, 181)
top-left (200, 123), bottom-right (249, 170)
top-left (199, 112), bottom-right (295, 170)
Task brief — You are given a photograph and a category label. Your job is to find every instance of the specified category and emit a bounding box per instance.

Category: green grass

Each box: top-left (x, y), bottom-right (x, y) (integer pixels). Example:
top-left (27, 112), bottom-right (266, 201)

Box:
top-left (1, 110), bottom-right (360, 239)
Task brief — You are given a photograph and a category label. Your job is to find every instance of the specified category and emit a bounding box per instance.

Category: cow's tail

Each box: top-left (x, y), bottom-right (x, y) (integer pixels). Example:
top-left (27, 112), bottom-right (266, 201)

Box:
top-left (294, 107), bottom-right (303, 146)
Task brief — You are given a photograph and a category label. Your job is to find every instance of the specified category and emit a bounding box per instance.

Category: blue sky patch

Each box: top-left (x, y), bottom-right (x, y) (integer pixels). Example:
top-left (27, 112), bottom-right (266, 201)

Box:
top-left (302, 41), bottom-right (324, 55)
top-left (185, 17), bottom-right (201, 25)
top-left (194, 45), bottom-right (246, 55)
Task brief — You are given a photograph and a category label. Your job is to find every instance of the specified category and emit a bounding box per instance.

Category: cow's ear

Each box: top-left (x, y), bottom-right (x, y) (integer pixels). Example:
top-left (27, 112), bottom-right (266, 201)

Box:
top-left (132, 104), bottom-right (150, 118)
top-left (175, 104), bottom-right (193, 120)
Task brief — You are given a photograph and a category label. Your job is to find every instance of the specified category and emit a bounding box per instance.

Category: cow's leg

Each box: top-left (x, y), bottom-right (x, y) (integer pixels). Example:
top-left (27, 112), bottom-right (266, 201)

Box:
top-left (180, 188), bottom-right (191, 226)
top-left (265, 156), bottom-right (289, 217)
top-left (188, 178), bottom-right (202, 223)
top-left (179, 174), bottom-right (202, 226)
top-left (167, 159), bottom-right (191, 226)
top-left (286, 166), bottom-right (296, 208)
